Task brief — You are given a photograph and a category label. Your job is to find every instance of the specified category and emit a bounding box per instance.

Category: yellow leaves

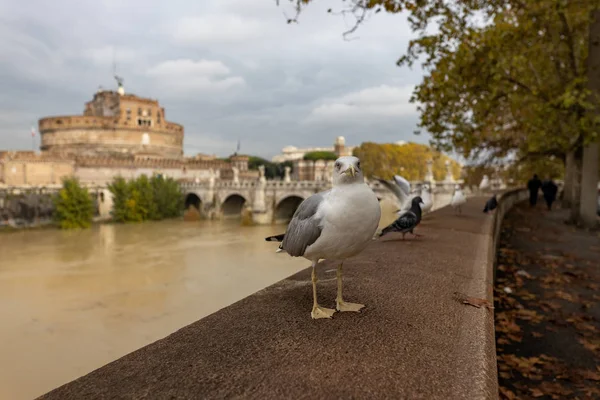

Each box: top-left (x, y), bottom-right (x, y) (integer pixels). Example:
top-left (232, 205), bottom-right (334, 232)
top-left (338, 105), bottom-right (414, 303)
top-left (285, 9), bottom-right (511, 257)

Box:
top-left (352, 141), bottom-right (460, 180)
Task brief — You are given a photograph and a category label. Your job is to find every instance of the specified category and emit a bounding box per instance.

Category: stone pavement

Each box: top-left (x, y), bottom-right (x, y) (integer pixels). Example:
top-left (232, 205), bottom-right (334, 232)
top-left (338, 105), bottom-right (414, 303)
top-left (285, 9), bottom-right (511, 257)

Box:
top-left (40, 197), bottom-right (502, 400)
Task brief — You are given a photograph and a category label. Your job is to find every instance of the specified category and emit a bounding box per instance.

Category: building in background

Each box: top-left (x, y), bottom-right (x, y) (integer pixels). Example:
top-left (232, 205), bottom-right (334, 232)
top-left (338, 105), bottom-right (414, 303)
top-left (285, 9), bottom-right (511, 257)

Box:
top-left (271, 136), bottom-right (356, 163)
top-left (0, 80), bottom-right (253, 187)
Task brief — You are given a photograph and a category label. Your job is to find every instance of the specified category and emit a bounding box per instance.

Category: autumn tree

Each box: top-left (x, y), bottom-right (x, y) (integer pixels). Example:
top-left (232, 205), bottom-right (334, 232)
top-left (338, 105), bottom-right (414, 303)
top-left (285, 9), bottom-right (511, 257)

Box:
top-left (277, 0), bottom-right (600, 225)
top-left (352, 141), bottom-right (461, 181)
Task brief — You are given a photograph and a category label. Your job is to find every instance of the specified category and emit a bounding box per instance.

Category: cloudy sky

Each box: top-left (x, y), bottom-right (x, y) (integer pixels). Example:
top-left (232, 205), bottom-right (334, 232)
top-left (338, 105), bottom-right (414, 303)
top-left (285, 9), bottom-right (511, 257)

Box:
top-left (0, 0), bottom-right (428, 159)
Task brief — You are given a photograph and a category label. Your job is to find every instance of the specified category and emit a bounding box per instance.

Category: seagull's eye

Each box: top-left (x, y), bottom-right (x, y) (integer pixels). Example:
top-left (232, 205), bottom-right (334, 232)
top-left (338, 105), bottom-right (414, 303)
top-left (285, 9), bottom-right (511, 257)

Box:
top-left (335, 162), bottom-right (341, 169)
top-left (356, 162), bottom-right (361, 169)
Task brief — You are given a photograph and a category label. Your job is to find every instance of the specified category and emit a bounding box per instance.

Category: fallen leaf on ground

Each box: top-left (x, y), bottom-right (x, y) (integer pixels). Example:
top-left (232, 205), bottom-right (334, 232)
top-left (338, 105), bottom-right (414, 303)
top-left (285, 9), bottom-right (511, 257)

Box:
top-left (530, 387), bottom-right (544, 397)
top-left (453, 292), bottom-right (494, 309)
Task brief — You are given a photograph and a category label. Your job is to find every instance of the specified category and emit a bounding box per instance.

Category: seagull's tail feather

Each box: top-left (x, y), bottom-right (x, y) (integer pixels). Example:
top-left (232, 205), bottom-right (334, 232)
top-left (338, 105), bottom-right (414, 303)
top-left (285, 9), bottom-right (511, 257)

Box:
top-left (265, 233), bottom-right (285, 242)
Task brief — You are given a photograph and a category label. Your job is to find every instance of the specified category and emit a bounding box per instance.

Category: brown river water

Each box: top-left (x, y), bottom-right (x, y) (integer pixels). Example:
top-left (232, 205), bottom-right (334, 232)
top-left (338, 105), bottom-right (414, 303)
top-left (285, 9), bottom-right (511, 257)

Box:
top-left (0, 201), bottom-right (397, 400)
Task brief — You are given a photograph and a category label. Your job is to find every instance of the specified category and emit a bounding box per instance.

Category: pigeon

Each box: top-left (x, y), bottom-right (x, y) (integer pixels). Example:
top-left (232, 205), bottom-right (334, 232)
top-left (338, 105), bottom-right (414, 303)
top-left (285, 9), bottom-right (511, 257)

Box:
top-left (379, 196), bottom-right (425, 240)
top-left (264, 156), bottom-right (381, 320)
top-left (483, 194), bottom-right (498, 213)
top-left (451, 184), bottom-right (467, 214)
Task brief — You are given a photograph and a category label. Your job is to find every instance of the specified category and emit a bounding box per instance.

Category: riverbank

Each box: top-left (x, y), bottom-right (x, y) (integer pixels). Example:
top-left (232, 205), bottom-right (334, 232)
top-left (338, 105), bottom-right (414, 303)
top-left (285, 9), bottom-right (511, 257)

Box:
top-left (495, 202), bottom-right (600, 399)
top-left (39, 196), bottom-right (504, 400)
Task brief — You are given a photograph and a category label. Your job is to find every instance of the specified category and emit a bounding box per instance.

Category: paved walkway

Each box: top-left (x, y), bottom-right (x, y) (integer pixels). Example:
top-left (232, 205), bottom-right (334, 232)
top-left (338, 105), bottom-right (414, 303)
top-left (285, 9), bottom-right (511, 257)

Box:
top-left (495, 203), bottom-right (600, 399)
top-left (40, 197), bottom-right (499, 400)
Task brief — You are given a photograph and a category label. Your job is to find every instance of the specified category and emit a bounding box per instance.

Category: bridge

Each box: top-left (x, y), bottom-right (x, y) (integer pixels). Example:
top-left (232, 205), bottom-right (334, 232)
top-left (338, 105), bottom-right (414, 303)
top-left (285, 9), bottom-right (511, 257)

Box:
top-left (179, 177), bottom-right (466, 225)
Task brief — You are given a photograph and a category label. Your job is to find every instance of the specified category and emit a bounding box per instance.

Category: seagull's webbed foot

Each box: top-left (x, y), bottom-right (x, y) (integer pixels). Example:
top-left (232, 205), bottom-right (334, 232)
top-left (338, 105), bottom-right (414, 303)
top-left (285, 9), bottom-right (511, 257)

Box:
top-left (310, 263), bottom-right (336, 320)
top-left (311, 305), bottom-right (336, 319)
top-left (335, 263), bottom-right (365, 313)
top-left (336, 300), bottom-right (365, 313)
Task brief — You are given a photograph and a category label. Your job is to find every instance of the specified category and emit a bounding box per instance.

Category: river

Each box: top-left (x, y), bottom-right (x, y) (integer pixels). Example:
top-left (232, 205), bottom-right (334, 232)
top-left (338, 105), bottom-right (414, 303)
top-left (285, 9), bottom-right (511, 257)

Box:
top-left (0, 200), bottom-right (397, 400)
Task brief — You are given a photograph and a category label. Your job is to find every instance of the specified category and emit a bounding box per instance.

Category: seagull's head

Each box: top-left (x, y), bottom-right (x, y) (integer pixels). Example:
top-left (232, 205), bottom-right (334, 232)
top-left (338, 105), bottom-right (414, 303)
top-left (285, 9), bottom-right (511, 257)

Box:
top-left (333, 156), bottom-right (363, 185)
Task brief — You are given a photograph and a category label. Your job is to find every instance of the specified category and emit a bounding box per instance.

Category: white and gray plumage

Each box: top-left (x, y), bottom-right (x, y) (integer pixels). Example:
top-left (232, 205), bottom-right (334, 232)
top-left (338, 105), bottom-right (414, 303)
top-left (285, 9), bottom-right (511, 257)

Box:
top-left (264, 156), bottom-right (381, 320)
top-left (451, 184), bottom-right (467, 214)
top-left (378, 196), bottom-right (424, 240)
top-left (483, 194), bottom-right (498, 213)
top-left (375, 174), bottom-right (419, 217)
top-left (420, 184), bottom-right (434, 214)
top-left (479, 175), bottom-right (490, 192)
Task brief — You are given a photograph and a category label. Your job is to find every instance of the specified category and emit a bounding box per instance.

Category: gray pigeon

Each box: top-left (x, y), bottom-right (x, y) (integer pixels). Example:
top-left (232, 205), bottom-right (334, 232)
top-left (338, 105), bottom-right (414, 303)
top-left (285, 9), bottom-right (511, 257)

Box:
top-left (379, 196), bottom-right (424, 240)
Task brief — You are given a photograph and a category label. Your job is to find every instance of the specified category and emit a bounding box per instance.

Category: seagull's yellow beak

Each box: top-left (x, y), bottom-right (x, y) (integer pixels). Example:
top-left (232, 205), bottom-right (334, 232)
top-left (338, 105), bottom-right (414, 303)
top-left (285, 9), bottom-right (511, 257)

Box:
top-left (345, 165), bottom-right (356, 177)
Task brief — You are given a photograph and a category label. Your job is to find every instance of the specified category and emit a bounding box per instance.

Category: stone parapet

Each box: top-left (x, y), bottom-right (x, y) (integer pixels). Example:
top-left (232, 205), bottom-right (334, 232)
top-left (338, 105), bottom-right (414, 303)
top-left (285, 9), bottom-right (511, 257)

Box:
top-left (38, 193), bottom-right (528, 399)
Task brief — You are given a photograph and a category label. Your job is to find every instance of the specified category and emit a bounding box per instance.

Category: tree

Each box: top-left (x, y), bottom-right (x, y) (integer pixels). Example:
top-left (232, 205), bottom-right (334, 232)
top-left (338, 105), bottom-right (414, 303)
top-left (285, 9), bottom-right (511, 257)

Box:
top-left (303, 151), bottom-right (338, 161)
top-left (352, 141), bottom-right (461, 180)
top-left (247, 155), bottom-right (294, 179)
top-left (108, 175), bottom-right (183, 223)
top-left (53, 177), bottom-right (95, 229)
top-left (278, 0), bottom-right (600, 223)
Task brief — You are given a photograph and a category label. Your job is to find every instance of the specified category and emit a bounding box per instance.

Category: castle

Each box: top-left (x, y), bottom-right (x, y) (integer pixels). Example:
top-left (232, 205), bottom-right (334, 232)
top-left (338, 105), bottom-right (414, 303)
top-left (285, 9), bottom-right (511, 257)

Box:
top-left (0, 80), bottom-right (252, 187)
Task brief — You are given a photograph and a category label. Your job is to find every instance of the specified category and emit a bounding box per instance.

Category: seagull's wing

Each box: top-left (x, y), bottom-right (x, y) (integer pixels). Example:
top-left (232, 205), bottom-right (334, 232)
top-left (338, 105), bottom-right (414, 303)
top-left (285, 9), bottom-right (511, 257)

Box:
top-left (281, 190), bottom-right (329, 257)
top-left (393, 175), bottom-right (411, 196)
top-left (375, 177), bottom-right (409, 204)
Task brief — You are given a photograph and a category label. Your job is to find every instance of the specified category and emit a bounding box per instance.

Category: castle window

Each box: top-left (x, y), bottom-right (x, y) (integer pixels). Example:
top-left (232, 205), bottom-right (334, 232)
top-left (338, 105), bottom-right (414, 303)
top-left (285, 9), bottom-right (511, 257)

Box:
top-left (126, 108), bottom-right (131, 121)
top-left (157, 111), bottom-right (161, 124)
top-left (147, 109), bottom-right (152, 116)
top-left (138, 107), bottom-right (142, 116)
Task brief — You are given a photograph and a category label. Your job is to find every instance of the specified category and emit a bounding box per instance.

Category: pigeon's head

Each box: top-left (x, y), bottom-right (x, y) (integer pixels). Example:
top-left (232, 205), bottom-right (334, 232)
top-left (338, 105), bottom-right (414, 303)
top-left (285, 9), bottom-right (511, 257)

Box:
top-left (454, 184), bottom-right (462, 191)
top-left (333, 156), bottom-right (364, 185)
top-left (412, 196), bottom-right (425, 206)
top-left (422, 184), bottom-right (430, 192)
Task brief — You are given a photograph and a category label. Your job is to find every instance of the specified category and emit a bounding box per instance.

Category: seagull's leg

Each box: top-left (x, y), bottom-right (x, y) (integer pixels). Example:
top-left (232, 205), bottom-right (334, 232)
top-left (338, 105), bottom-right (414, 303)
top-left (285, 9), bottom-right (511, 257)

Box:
top-left (335, 262), bottom-right (365, 312)
top-left (310, 262), bottom-right (336, 320)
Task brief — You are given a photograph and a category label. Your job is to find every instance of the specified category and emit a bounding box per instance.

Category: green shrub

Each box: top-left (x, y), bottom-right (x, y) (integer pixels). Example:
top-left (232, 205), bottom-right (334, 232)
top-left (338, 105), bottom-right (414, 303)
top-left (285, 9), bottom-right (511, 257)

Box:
top-left (108, 174), bottom-right (183, 223)
top-left (53, 177), bottom-right (95, 229)
top-left (303, 151), bottom-right (338, 161)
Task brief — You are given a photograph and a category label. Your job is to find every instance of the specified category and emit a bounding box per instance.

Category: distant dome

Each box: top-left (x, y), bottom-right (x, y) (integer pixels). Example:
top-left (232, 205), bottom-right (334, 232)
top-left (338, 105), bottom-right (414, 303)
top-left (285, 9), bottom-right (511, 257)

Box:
top-left (395, 140), bottom-right (407, 146)
top-left (282, 146), bottom-right (298, 153)
top-left (335, 136), bottom-right (346, 145)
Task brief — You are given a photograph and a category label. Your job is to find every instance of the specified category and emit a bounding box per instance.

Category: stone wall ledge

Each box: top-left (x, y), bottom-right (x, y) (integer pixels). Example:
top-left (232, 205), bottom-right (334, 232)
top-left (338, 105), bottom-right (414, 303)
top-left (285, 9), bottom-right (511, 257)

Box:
top-left (39, 191), bottom-right (527, 400)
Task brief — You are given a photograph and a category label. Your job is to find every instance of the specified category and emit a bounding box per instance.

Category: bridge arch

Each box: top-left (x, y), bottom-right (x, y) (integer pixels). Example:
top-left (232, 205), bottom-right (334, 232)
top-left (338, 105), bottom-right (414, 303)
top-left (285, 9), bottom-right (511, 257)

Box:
top-left (184, 193), bottom-right (202, 210)
top-left (274, 195), bottom-right (305, 224)
top-left (221, 194), bottom-right (247, 218)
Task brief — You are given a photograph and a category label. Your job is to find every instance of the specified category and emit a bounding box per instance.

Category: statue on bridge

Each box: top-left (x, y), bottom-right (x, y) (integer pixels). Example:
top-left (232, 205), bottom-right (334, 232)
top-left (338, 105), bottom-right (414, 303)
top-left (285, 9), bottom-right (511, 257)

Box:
top-left (284, 166), bottom-right (291, 183)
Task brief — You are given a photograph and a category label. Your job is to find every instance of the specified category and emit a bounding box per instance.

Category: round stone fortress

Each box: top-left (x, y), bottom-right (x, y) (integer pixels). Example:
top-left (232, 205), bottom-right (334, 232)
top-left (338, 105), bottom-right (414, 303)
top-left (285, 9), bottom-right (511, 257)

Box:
top-left (39, 85), bottom-right (184, 159)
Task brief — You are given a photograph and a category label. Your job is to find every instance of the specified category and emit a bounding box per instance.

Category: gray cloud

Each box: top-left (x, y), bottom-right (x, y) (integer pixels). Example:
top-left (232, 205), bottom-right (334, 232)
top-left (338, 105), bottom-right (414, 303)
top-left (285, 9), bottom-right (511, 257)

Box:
top-left (0, 0), bottom-right (429, 159)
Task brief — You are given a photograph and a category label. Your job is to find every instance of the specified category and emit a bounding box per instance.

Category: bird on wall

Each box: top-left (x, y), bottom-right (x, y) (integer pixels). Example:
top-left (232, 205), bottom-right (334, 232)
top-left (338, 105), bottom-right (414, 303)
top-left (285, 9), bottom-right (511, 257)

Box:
top-left (378, 196), bottom-right (425, 240)
top-left (264, 156), bottom-right (381, 320)
top-left (483, 194), bottom-right (498, 213)
top-left (420, 184), bottom-right (434, 214)
top-left (375, 174), bottom-right (419, 217)
top-left (479, 175), bottom-right (490, 192)
top-left (451, 184), bottom-right (467, 214)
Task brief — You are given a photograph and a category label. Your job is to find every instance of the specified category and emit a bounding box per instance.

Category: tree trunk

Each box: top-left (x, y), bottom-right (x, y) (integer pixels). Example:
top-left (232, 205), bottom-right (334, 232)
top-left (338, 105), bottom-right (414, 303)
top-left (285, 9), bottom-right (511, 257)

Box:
top-left (570, 146), bottom-right (583, 223)
top-left (579, 142), bottom-right (599, 227)
top-left (579, 9), bottom-right (600, 228)
top-left (563, 151), bottom-right (575, 207)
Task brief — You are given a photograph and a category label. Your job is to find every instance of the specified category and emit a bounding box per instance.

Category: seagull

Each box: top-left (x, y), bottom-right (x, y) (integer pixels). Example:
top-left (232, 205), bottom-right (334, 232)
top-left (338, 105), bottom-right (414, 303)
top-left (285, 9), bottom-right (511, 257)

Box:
top-left (451, 184), bottom-right (467, 214)
top-left (479, 175), bottom-right (490, 192)
top-left (420, 184), bottom-right (434, 214)
top-left (483, 194), bottom-right (498, 213)
top-left (379, 196), bottom-right (425, 240)
top-left (264, 156), bottom-right (381, 320)
top-left (375, 175), bottom-right (419, 216)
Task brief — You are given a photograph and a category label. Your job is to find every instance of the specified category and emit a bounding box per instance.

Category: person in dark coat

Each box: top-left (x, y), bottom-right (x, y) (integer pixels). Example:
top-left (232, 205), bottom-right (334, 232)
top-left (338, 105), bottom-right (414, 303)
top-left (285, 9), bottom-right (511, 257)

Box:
top-left (541, 177), bottom-right (558, 211)
top-left (527, 174), bottom-right (542, 207)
